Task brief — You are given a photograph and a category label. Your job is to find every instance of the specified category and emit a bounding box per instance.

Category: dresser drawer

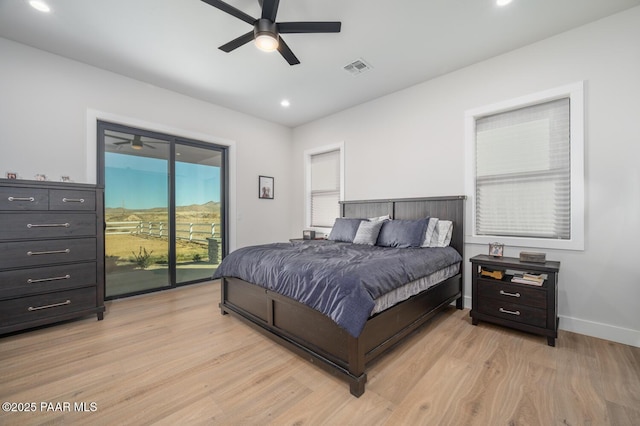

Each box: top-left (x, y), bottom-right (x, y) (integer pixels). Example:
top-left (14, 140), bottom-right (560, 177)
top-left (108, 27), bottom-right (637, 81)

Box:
top-left (0, 187), bottom-right (48, 211)
top-left (0, 238), bottom-right (96, 269)
top-left (477, 278), bottom-right (546, 309)
top-left (50, 189), bottom-right (96, 211)
top-left (0, 262), bottom-right (97, 299)
top-left (0, 287), bottom-right (97, 328)
top-left (0, 213), bottom-right (97, 241)
top-left (477, 298), bottom-right (546, 328)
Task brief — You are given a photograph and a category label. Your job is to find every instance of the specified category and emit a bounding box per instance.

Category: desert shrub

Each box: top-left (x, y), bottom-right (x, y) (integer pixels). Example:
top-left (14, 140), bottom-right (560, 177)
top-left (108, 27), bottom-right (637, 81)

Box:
top-left (131, 247), bottom-right (154, 269)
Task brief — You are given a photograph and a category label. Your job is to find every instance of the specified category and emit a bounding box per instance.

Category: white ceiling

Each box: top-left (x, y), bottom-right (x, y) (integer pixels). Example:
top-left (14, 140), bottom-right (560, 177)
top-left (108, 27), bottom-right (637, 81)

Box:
top-left (1, 0), bottom-right (639, 128)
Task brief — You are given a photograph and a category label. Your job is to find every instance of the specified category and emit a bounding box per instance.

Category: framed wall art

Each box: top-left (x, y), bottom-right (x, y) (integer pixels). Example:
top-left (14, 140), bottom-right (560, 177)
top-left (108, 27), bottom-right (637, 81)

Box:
top-left (259, 175), bottom-right (274, 199)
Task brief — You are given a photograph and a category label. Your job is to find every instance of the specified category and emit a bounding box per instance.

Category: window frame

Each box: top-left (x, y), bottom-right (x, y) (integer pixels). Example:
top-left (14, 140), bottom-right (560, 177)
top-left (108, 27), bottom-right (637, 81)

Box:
top-left (465, 82), bottom-right (585, 251)
top-left (304, 142), bottom-right (345, 232)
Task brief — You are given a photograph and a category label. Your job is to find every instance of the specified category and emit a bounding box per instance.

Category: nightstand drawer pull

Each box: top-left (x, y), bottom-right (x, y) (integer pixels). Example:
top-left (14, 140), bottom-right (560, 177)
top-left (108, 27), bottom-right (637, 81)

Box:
top-left (499, 308), bottom-right (521, 316)
top-left (499, 290), bottom-right (521, 298)
top-left (8, 196), bottom-right (35, 202)
top-left (27, 223), bottom-right (70, 228)
top-left (27, 249), bottom-right (71, 256)
top-left (27, 274), bottom-right (71, 284)
top-left (28, 300), bottom-right (71, 311)
top-left (62, 198), bottom-right (85, 203)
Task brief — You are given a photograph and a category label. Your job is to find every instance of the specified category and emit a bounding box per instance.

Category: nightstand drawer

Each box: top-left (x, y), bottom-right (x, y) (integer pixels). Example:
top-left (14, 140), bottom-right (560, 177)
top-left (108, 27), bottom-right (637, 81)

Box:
top-left (0, 238), bottom-right (96, 269)
top-left (0, 187), bottom-right (48, 210)
top-left (0, 213), bottom-right (97, 240)
top-left (477, 298), bottom-right (546, 328)
top-left (0, 262), bottom-right (97, 299)
top-left (0, 287), bottom-right (97, 327)
top-left (477, 279), bottom-right (546, 309)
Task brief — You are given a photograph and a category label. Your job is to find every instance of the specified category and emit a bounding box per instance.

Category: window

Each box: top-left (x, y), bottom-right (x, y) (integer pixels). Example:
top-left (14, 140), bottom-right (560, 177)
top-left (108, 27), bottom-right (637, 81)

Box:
top-left (305, 143), bottom-right (344, 230)
top-left (465, 82), bottom-right (584, 250)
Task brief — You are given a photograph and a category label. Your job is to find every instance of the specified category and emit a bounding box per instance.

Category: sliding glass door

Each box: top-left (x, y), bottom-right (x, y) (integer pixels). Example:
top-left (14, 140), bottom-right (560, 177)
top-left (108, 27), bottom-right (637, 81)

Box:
top-left (175, 143), bottom-right (223, 283)
top-left (98, 122), bottom-right (226, 299)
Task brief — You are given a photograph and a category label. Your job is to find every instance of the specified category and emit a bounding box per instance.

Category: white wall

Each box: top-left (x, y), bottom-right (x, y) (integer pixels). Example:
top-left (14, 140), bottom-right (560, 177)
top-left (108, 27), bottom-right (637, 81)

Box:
top-left (0, 38), bottom-right (293, 250)
top-left (292, 7), bottom-right (640, 347)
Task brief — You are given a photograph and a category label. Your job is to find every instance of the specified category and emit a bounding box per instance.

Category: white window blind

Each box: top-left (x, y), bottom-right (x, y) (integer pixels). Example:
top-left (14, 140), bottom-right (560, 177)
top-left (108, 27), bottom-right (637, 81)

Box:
top-left (310, 149), bottom-right (341, 228)
top-left (475, 97), bottom-right (571, 239)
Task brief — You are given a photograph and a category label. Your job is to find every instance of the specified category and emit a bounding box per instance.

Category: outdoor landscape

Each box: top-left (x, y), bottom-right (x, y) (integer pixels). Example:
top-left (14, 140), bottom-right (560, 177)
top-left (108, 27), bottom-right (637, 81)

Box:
top-left (104, 201), bottom-right (221, 270)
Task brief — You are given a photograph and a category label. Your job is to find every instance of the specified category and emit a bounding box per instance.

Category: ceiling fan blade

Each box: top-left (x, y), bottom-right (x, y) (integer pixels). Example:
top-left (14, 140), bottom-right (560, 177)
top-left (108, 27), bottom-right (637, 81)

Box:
top-left (200, 0), bottom-right (256, 25)
top-left (219, 31), bottom-right (254, 52)
top-left (261, 0), bottom-right (280, 22)
top-left (143, 144), bottom-right (157, 150)
top-left (278, 21), bottom-right (341, 34)
top-left (277, 37), bottom-right (300, 66)
top-left (112, 141), bottom-right (129, 145)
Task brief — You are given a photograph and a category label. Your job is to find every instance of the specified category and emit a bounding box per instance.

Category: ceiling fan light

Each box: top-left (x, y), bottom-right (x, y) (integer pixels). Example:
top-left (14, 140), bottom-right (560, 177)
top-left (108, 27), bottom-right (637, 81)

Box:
top-left (255, 34), bottom-right (279, 52)
top-left (29, 0), bottom-right (51, 13)
top-left (131, 140), bottom-right (144, 150)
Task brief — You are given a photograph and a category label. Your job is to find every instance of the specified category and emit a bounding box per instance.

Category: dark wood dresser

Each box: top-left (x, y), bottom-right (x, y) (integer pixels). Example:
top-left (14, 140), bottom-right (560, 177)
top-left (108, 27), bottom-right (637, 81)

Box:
top-left (0, 179), bottom-right (105, 334)
top-left (469, 254), bottom-right (560, 346)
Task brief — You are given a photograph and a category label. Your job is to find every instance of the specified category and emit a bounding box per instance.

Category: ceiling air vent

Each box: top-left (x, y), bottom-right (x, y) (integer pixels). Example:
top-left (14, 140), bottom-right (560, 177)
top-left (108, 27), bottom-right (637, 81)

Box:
top-left (343, 58), bottom-right (372, 76)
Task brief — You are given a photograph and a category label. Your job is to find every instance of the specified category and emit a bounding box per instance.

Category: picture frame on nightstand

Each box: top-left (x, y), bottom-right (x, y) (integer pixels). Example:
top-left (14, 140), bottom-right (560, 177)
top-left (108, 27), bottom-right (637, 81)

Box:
top-left (489, 242), bottom-right (504, 257)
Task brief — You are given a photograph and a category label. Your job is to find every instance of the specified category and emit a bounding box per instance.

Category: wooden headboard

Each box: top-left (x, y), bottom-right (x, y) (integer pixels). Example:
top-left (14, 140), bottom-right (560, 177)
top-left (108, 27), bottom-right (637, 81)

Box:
top-left (339, 195), bottom-right (466, 259)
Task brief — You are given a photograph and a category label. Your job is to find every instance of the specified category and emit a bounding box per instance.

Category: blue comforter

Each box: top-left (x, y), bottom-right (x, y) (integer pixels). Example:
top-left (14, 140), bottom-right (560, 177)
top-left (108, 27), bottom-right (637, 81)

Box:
top-left (213, 241), bottom-right (461, 337)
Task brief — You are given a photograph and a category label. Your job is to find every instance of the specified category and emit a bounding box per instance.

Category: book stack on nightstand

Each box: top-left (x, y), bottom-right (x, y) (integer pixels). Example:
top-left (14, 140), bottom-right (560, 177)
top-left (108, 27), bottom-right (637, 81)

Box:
top-left (469, 254), bottom-right (560, 346)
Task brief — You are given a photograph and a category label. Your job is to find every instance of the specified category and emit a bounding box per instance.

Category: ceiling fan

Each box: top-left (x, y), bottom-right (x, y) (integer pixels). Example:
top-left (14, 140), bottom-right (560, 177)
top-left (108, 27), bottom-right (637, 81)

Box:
top-left (110, 135), bottom-right (165, 150)
top-left (201, 0), bottom-right (341, 65)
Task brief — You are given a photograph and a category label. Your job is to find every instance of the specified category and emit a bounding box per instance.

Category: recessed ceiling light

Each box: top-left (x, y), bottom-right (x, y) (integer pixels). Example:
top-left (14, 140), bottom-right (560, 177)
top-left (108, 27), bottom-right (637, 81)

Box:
top-left (29, 0), bottom-right (51, 12)
top-left (280, 99), bottom-right (290, 108)
top-left (496, 0), bottom-right (513, 6)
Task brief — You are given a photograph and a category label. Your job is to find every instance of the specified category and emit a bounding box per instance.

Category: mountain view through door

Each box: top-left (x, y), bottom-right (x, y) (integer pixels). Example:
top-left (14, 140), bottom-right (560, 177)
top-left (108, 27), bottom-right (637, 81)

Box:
top-left (100, 123), bottom-right (226, 298)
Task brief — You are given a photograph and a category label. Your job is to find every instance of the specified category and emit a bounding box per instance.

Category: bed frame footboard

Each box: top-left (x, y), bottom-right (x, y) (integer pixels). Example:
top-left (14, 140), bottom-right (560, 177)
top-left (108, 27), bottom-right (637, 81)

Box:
top-left (220, 274), bottom-right (461, 397)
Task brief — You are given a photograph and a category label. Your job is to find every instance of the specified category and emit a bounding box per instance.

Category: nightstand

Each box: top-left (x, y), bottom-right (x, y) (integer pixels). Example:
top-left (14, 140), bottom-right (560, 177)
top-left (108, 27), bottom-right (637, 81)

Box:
top-left (469, 254), bottom-right (560, 346)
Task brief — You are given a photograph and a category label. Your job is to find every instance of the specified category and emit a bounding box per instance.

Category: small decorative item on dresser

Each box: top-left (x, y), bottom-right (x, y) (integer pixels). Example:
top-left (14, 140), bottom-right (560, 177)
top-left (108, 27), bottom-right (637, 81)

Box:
top-left (489, 242), bottom-right (504, 257)
top-left (519, 251), bottom-right (546, 263)
top-left (35, 174), bottom-right (47, 181)
top-left (6, 172), bottom-right (17, 179)
top-left (303, 230), bottom-right (316, 240)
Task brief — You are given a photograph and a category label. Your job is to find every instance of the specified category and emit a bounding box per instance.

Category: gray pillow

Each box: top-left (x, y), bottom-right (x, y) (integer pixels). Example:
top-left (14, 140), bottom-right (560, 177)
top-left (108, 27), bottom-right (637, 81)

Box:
top-left (328, 218), bottom-right (365, 242)
top-left (376, 218), bottom-right (429, 248)
top-left (353, 220), bottom-right (386, 245)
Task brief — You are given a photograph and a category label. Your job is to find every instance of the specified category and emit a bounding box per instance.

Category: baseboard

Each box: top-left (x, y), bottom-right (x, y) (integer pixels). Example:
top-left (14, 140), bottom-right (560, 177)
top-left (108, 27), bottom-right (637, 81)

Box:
top-left (457, 296), bottom-right (640, 348)
top-left (559, 315), bottom-right (640, 348)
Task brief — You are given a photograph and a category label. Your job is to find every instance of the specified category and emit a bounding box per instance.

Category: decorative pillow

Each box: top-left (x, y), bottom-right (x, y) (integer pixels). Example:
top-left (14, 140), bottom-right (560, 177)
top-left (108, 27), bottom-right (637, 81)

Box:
top-left (376, 218), bottom-right (429, 248)
top-left (353, 220), bottom-right (386, 245)
top-left (426, 220), bottom-right (453, 247)
top-left (327, 218), bottom-right (365, 242)
top-left (421, 217), bottom-right (439, 247)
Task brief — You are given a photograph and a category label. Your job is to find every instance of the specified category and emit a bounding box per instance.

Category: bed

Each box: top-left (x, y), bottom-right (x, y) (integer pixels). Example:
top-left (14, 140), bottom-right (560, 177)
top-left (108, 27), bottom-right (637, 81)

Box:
top-left (215, 196), bottom-right (465, 397)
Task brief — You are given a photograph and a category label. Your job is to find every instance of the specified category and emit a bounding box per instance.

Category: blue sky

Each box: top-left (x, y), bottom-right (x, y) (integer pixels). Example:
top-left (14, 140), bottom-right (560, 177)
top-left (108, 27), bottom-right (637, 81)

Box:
top-left (105, 153), bottom-right (220, 209)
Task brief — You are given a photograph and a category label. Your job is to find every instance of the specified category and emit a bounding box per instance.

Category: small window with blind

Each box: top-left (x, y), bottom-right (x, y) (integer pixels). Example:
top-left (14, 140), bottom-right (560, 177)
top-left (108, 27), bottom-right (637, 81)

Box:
top-left (465, 82), bottom-right (584, 250)
top-left (305, 143), bottom-right (344, 230)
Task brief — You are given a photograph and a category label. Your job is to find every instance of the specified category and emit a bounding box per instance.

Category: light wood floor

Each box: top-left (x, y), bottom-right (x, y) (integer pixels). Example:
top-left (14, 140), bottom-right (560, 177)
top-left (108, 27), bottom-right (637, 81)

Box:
top-left (1, 281), bottom-right (639, 425)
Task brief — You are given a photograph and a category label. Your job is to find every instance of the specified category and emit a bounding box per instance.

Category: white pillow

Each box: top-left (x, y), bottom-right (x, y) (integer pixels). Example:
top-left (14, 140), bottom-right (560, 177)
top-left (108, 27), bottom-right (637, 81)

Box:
top-left (421, 218), bottom-right (439, 247)
top-left (432, 220), bottom-right (453, 247)
top-left (368, 214), bottom-right (390, 222)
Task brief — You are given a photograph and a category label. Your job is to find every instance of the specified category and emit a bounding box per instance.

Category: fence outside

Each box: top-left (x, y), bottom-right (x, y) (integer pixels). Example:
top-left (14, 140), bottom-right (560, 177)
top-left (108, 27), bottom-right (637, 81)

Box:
top-left (105, 221), bottom-right (217, 244)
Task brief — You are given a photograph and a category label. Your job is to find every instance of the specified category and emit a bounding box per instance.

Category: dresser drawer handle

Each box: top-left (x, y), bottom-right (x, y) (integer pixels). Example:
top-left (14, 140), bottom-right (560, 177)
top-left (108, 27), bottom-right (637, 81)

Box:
top-left (499, 308), bottom-right (521, 316)
top-left (499, 290), bottom-right (521, 298)
top-left (28, 300), bottom-right (71, 311)
top-left (27, 249), bottom-right (70, 256)
top-left (27, 274), bottom-right (71, 284)
top-left (62, 198), bottom-right (85, 203)
top-left (7, 196), bottom-right (35, 202)
top-left (27, 223), bottom-right (70, 228)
